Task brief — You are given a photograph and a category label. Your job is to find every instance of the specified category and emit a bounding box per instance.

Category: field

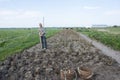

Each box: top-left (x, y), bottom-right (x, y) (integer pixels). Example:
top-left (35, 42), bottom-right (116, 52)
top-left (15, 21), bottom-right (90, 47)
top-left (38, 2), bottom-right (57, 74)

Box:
top-left (0, 29), bottom-right (120, 80)
top-left (76, 27), bottom-right (120, 51)
top-left (103, 27), bottom-right (120, 34)
top-left (0, 28), bottom-right (60, 61)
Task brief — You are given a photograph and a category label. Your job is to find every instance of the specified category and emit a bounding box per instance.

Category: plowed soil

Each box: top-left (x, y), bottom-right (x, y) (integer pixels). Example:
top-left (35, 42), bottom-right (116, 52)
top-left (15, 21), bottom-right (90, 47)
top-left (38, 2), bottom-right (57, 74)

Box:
top-left (0, 30), bottom-right (120, 80)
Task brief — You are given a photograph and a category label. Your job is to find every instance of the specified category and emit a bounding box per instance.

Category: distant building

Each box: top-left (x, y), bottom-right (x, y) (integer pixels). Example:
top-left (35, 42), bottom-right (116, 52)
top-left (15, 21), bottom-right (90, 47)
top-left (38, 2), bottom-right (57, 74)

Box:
top-left (92, 24), bottom-right (108, 28)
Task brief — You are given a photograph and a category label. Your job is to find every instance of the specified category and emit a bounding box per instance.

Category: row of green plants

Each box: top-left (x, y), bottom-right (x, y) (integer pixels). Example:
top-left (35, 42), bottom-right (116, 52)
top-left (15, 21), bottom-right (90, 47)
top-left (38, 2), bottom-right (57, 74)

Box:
top-left (0, 28), bottom-right (60, 61)
top-left (77, 28), bottom-right (120, 51)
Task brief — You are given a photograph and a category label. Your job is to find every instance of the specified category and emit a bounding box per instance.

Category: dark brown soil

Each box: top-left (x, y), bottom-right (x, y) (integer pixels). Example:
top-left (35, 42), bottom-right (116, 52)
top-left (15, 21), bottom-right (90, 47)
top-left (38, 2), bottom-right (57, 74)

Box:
top-left (0, 30), bottom-right (120, 80)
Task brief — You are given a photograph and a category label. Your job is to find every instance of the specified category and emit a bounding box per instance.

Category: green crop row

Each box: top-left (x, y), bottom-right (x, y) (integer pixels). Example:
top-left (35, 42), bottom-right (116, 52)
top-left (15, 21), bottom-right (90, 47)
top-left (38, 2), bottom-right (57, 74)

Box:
top-left (77, 28), bottom-right (120, 51)
top-left (0, 28), bottom-right (60, 61)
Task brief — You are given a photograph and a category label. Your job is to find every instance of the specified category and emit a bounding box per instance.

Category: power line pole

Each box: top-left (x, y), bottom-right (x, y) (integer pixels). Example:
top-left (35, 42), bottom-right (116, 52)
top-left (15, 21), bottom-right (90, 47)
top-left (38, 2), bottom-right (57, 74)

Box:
top-left (43, 17), bottom-right (44, 27)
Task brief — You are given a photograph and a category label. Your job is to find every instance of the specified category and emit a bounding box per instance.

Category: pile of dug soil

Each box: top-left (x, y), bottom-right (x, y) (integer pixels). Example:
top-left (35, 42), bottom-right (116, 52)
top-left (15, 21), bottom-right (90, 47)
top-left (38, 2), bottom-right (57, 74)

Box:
top-left (0, 30), bottom-right (120, 80)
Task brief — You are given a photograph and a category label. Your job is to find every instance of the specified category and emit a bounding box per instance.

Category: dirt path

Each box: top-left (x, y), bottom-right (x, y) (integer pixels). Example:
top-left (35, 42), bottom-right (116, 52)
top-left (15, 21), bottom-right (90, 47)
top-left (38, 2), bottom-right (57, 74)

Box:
top-left (0, 30), bottom-right (120, 80)
top-left (79, 33), bottom-right (120, 64)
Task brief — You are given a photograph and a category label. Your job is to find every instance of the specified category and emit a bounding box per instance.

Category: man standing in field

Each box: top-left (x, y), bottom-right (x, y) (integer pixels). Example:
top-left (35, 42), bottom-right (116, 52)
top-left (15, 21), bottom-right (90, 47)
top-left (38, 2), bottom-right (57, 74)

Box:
top-left (39, 23), bottom-right (47, 49)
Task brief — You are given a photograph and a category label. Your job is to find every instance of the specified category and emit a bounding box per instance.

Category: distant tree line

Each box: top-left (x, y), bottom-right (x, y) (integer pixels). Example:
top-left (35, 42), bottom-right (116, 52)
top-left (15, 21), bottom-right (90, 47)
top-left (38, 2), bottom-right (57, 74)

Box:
top-left (112, 25), bottom-right (120, 28)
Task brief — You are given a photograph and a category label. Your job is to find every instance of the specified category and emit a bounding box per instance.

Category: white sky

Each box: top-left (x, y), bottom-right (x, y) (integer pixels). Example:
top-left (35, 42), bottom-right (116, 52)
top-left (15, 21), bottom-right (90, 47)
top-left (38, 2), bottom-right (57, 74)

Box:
top-left (0, 0), bottom-right (120, 28)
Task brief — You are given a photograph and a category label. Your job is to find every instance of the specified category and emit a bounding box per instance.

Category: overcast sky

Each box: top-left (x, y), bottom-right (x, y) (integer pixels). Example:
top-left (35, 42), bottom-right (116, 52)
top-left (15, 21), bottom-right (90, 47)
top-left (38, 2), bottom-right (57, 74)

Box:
top-left (0, 0), bottom-right (120, 28)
